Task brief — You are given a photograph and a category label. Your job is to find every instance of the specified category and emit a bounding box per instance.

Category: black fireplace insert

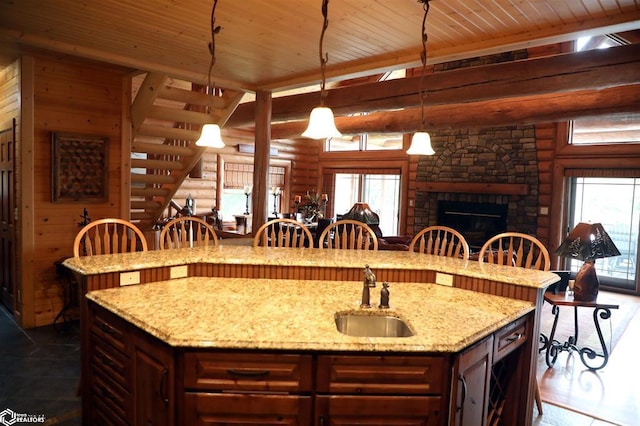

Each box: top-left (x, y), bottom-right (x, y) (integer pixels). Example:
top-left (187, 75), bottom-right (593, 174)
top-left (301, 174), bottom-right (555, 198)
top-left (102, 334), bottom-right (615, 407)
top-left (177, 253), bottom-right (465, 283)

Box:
top-left (437, 201), bottom-right (508, 251)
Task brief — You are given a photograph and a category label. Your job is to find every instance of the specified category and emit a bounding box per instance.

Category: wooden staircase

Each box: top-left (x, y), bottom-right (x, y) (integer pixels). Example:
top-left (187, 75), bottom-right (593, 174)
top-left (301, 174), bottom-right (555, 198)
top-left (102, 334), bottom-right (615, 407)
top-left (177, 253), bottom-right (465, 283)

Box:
top-left (130, 72), bottom-right (243, 230)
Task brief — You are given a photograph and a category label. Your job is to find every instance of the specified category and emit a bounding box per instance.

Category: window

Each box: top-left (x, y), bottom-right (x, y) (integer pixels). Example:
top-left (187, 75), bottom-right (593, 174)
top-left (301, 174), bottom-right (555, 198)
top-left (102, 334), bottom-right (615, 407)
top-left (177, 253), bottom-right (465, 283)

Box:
top-left (325, 133), bottom-right (403, 152)
top-left (333, 172), bottom-right (401, 236)
top-left (571, 114), bottom-right (640, 146)
top-left (565, 177), bottom-right (639, 291)
top-left (571, 35), bottom-right (640, 146)
top-left (221, 163), bottom-right (285, 220)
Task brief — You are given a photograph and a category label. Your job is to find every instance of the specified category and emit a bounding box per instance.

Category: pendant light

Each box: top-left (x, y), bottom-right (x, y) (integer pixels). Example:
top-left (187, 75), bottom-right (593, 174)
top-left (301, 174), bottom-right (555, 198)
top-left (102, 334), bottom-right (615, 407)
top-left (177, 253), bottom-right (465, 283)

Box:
top-left (195, 0), bottom-right (225, 148)
top-left (407, 0), bottom-right (435, 156)
top-left (302, 0), bottom-right (342, 140)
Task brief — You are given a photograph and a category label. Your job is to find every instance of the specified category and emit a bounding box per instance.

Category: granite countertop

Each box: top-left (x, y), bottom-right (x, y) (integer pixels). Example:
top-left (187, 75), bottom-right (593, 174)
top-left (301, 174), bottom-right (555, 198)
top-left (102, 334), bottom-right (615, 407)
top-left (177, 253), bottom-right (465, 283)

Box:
top-left (65, 246), bottom-right (559, 288)
top-left (87, 277), bottom-right (534, 353)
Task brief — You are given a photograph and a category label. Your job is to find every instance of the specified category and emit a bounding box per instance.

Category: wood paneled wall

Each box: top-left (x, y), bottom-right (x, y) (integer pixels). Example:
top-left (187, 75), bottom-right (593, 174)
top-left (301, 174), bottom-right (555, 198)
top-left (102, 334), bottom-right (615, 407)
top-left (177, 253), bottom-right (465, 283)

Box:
top-left (0, 60), bottom-right (19, 123)
top-left (24, 54), bottom-right (128, 326)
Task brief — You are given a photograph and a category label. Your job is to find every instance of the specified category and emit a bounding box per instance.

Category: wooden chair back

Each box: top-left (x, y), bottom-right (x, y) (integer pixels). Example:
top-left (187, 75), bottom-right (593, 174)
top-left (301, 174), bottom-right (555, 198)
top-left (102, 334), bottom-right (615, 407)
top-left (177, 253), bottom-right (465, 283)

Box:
top-left (318, 219), bottom-right (379, 251)
top-left (409, 226), bottom-right (470, 259)
top-left (478, 232), bottom-right (550, 271)
top-left (253, 218), bottom-right (314, 248)
top-left (159, 216), bottom-right (219, 250)
top-left (73, 218), bottom-right (148, 257)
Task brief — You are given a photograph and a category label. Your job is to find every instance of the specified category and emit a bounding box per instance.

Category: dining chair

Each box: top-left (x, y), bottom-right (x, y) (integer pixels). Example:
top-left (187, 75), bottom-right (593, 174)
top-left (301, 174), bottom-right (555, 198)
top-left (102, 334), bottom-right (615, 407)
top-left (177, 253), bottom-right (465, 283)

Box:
top-left (317, 219), bottom-right (379, 250)
top-left (478, 231), bottom-right (550, 414)
top-left (253, 218), bottom-right (314, 248)
top-left (73, 218), bottom-right (148, 257)
top-left (409, 225), bottom-right (470, 259)
top-left (478, 232), bottom-right (550, 271)
top-left (159, 216), bottom-right (219, 250)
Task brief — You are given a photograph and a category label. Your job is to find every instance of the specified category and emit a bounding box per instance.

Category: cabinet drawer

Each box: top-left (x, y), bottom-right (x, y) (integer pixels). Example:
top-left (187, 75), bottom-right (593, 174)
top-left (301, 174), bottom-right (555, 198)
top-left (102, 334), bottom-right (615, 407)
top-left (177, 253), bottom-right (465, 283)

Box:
top-left (183, 392), bottom-right (312, 425)
top-left (315, 395), bottom-right (443, 425)
top-left (90, 304), bottom-right (130, 355)
top-left (493, 314), bottom-right (528, 362)
top-left (316, 355), bottom-right (447, 395)
top-left (91, 336), bottom-right (129, 389)
top-left (183, 352), bottom-right (313, 392)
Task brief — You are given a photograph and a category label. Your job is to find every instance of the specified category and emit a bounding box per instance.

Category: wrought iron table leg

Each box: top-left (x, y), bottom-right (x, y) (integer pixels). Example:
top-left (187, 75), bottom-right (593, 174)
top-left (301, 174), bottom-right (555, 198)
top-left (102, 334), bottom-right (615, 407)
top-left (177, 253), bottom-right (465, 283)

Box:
top-left (544, 304), bottom-right (561, 368)
top-left (578, 306), bottom-right (613, 371)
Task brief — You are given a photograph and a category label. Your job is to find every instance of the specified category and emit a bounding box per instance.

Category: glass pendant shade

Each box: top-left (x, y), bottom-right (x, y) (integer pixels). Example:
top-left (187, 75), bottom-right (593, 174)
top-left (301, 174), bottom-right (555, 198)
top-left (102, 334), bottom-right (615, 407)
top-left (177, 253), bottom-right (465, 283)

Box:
top-left (407, 131), bottom-right (435, 155)
top-left (195, 123), bottom-right (225, 148)
top-left (302, 107), bottom-right (342, 139)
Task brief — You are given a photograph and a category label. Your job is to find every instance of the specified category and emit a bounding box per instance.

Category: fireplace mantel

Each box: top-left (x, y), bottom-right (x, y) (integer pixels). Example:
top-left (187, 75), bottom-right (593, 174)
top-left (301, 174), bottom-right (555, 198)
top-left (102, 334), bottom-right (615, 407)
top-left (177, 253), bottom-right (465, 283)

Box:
top-left (416, 182), bottom-right (529, 195)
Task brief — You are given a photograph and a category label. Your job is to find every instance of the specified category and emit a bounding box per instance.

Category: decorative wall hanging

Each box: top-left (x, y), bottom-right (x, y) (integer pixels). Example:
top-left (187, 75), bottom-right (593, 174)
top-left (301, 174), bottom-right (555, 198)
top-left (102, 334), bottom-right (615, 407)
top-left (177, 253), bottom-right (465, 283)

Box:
top-left (51, 132), bottom-right (108, 202)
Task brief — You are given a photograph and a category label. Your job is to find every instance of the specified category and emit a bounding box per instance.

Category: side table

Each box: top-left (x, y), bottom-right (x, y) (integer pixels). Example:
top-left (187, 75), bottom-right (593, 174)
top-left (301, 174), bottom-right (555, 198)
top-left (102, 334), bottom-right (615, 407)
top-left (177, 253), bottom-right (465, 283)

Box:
top-left (539, 292), bottom-right (619, 371)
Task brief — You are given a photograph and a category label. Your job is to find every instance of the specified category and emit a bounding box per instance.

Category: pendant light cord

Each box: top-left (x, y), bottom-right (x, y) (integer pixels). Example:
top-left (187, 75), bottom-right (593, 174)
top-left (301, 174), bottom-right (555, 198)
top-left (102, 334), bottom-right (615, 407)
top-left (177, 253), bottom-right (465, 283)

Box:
top-left (418, 0), bottom-right (431, 131)
top-left (206, 0), bottom-right (221, 107)
top-left (319, 0), bottom-right (330, 106)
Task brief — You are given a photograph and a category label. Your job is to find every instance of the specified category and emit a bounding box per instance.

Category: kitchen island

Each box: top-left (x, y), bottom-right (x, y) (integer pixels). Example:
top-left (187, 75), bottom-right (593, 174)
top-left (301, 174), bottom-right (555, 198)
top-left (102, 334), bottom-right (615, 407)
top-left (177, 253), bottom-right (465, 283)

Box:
top-left (65, 246), bottom-right (557, 425)
top-left (86, 276), bottom-right (535, 425)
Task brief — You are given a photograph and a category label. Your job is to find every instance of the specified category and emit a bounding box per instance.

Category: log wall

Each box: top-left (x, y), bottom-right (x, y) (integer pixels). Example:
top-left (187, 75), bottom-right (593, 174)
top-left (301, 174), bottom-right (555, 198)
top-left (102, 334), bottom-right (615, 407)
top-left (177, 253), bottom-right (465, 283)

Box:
top-left (174, 137), bottom-right (320, 219)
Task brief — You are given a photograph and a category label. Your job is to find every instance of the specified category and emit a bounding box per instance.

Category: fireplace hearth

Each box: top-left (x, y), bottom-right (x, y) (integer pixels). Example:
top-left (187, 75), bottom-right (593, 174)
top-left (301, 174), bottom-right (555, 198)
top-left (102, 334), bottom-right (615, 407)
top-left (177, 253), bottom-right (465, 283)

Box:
top-left (437, 201), bottom-right (508, 251)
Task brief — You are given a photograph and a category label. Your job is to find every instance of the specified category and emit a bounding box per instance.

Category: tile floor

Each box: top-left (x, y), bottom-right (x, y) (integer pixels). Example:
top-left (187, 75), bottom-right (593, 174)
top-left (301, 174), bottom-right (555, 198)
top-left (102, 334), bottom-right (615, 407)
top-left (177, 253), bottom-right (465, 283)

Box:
top-left (0, 303), bottom-right (618, 426)
top-left (0, 305), bottom-right (80, 426)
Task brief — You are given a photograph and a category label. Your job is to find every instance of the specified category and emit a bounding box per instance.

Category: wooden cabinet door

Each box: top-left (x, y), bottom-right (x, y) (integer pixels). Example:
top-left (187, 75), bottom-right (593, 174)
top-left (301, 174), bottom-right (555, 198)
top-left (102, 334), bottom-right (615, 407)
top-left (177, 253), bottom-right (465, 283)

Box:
top-left (315, 395), bottom-right (443, 425)
top-left (452, 336), bottom-right (493, 426)
top-left (133, 331), bottom-right (174, 426)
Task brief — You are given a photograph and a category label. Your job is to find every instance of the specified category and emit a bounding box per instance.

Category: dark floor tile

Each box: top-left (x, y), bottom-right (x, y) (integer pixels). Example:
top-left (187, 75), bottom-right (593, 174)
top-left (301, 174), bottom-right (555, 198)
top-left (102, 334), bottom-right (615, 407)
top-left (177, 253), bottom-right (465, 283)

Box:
top-left (0, 304), bottom-right (81, 425)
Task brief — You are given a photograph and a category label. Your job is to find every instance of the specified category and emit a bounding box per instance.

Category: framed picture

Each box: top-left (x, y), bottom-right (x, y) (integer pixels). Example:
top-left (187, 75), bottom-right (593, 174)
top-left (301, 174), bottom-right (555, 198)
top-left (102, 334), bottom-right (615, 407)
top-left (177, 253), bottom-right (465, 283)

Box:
top-left (51, 132), bottom-right (108, 202)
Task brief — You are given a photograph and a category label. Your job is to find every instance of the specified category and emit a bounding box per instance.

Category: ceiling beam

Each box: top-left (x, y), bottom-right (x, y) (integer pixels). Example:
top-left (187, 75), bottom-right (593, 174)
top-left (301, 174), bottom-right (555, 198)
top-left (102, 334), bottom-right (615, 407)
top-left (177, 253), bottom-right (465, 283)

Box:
top-left (228, 43), bottom-right (640, 129)
top-left (270, 84), bottom-right (640, 139)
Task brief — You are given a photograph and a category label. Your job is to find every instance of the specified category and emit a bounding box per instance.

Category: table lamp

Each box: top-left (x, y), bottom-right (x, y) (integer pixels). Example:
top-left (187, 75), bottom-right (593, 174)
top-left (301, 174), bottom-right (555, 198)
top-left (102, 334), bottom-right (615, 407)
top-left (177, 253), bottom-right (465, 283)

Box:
top-left (555, 222), bottom-right (620, 302)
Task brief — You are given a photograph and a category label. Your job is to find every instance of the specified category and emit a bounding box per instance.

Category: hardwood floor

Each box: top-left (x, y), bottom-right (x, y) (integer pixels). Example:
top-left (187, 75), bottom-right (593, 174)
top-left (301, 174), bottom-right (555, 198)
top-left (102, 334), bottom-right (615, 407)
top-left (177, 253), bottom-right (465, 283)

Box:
top-left (537, 291), bottom-right (640, 426)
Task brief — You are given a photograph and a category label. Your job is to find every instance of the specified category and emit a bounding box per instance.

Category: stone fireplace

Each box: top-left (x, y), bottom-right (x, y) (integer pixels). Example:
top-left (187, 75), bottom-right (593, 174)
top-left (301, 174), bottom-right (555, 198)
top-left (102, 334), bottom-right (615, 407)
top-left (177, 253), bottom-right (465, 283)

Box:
top-left (414, 125), bottom-right (540, 251)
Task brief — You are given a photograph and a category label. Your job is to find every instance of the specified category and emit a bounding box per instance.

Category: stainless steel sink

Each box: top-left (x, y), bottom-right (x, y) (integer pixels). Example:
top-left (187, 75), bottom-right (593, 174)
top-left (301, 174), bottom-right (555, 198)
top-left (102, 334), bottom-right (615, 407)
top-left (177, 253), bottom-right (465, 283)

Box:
top-left (334, 312), bottom-right (414, 338)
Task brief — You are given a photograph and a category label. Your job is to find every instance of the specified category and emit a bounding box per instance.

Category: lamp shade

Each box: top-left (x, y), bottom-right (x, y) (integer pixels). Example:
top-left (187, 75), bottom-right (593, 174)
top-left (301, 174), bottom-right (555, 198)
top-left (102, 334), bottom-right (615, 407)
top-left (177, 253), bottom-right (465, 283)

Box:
top-left (407, 131), bottom-right (435, 155)
top-left (342, 202), bottom-right (380, 225)
top-left (555, 222), bottom-right (620, 261)
top-left (555, 222), bottom-right (621, 302)
top-left (195, 124), bottom-right (225, 148)
top-left (302, 107), bottom-right (342, 139)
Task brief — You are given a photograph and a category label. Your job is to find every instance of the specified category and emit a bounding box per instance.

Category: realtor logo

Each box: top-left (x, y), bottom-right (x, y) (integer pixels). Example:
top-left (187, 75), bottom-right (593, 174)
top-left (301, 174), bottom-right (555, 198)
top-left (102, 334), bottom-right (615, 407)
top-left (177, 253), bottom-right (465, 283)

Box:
top-left (0, 409), bottom-right (16, 426)
top-left (0, 409), bottom-right (45, 425)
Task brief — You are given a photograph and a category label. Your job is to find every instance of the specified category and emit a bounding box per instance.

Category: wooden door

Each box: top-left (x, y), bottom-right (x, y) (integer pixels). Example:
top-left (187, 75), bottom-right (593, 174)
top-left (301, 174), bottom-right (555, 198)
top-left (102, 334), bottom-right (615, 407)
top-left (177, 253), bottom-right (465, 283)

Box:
top-left (0, 119), bottom-right (16, 313)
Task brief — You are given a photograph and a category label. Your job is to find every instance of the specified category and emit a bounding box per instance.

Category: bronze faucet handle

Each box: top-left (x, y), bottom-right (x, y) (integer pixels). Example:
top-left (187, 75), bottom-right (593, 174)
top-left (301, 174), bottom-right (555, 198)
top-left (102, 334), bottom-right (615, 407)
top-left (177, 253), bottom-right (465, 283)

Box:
top-left (379, 282), bottom-right (390, 309)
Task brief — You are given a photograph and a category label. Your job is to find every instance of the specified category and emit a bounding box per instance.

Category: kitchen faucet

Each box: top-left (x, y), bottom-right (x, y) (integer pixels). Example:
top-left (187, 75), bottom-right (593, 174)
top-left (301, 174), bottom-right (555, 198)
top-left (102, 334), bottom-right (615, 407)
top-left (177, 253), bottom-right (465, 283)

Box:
top-left (361, 264), bottom-right (377, 308)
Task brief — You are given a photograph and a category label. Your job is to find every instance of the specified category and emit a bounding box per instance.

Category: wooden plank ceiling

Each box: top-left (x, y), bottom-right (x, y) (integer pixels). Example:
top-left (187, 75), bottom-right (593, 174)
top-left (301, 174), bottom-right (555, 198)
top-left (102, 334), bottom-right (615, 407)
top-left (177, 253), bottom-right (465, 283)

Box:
top-left (1, 0), bottom-right (639, 93)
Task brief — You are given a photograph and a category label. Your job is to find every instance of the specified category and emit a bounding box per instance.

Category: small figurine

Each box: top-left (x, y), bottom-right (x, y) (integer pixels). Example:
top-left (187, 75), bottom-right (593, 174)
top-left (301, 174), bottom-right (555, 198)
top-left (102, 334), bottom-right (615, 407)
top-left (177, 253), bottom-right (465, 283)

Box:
top-left (379, 282), bottom-right (390, 309)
